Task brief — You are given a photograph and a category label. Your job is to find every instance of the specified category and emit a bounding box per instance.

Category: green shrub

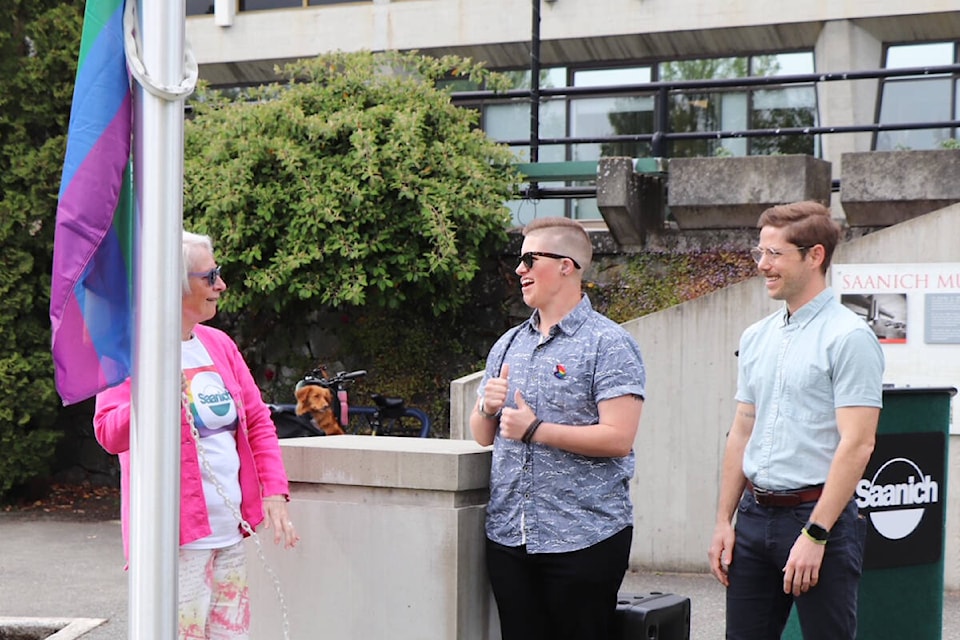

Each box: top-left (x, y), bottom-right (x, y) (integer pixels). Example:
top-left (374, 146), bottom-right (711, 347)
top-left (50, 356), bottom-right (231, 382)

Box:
top-left (0, 1), bottom-right (81, 499)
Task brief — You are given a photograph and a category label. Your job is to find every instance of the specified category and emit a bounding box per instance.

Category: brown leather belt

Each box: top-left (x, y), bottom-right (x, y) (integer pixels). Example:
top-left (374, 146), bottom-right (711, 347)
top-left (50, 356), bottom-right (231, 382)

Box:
top-left (746, 480), bottom-right (824, 507)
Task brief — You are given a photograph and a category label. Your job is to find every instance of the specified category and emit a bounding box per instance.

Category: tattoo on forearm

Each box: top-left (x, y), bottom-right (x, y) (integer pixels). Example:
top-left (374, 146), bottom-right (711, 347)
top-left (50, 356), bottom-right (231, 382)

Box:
top-left (738, 408), bottom-right (755, 419)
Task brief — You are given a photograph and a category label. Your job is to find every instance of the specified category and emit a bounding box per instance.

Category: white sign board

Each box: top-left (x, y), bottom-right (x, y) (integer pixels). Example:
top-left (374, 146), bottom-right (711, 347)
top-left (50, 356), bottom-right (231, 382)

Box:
top-left (832, 263), bottom-right (960, 433)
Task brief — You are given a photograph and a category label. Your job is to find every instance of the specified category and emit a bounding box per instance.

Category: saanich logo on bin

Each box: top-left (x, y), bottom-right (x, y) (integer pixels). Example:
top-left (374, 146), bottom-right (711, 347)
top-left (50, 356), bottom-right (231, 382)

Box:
top-left (855, 457), bottom-right (938, 540)
top-left (858, 431), bottom-right (945, 570)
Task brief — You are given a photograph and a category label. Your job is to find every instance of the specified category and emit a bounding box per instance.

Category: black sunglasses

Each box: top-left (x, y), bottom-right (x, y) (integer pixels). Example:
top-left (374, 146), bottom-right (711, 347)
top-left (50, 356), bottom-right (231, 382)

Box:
top-left (518, 251), bottom-right (582, 270)
top-left (188, 265), bottom-right (222, 286)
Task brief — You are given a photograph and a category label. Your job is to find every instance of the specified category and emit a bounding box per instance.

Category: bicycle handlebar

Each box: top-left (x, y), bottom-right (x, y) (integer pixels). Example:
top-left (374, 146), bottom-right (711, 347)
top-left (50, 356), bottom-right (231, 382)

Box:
top-left (296, 368), bottom-right (367, 390)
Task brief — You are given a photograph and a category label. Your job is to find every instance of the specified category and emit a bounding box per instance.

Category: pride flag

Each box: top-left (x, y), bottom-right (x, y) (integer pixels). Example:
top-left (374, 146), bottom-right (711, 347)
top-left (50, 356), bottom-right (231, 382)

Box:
top-left (50, 0), bottom-right (135, 406)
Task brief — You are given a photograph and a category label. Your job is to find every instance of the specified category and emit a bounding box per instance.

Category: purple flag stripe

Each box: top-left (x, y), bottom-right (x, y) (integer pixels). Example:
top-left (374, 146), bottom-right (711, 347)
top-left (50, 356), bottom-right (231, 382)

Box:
top-left (50, 99), bottom-right (132, 325)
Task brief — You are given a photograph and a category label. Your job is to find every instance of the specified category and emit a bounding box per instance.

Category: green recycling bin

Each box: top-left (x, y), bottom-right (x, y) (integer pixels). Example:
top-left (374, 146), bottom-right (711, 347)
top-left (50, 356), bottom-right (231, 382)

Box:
top-left (783, 387), bottom-right (954, 639)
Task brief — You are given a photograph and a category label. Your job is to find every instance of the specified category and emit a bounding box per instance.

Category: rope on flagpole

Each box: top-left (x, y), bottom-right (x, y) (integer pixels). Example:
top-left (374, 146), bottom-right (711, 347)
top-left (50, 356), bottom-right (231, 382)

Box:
top-left (123, 0), bottom-right (198, 101)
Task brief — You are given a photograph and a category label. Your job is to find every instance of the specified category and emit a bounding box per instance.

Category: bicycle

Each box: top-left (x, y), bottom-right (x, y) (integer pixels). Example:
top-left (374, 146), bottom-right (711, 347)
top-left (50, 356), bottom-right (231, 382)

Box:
top-left (269, 367), bottom-right (431, 439)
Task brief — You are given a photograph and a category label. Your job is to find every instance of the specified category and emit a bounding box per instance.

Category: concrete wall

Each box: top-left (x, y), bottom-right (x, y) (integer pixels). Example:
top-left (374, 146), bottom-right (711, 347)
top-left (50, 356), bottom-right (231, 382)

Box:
top-left (451, 203), bottom-right (960, 589)
top-left (245, 436), bottom-right (501, 640)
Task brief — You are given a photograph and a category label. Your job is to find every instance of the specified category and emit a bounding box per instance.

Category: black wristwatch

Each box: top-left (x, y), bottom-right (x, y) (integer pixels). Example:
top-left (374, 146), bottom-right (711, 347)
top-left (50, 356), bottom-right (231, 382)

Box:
top-left (803, 520), bottom-right (830, 544)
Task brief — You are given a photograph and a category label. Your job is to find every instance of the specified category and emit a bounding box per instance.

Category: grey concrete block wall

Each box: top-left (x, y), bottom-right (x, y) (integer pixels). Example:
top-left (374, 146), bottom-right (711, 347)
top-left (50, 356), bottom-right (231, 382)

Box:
top-left (245, 436), bottom-right (500, 640)
top-left (668, 155), bottom-right (832, 229)
top-left (840, 150), bottom-right (960, 226)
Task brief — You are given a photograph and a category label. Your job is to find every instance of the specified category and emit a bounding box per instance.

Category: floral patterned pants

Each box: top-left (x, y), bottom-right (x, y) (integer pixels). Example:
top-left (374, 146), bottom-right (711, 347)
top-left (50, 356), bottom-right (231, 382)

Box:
top-left (178, 541), bottom-right (250, 640)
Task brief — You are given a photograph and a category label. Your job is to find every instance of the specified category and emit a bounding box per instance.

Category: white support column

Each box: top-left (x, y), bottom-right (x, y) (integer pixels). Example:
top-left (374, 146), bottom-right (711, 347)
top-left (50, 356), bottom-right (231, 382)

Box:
top-left (214, 0), bottom-right (235, 27)
top-left (815, 20), bottom-right (883, 178)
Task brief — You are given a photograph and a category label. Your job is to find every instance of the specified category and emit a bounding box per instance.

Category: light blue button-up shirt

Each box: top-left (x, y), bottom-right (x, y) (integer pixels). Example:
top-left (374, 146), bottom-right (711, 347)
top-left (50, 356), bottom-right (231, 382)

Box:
top-left (737, 288), bottom-right (884, 491)
top-left (479, 295), bottom-right (646, 553)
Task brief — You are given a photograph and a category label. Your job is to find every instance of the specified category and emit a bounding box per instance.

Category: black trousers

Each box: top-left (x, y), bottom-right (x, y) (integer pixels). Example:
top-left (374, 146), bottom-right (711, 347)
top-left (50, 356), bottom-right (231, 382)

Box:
top-left (485, 526), bottom-right (632, 640)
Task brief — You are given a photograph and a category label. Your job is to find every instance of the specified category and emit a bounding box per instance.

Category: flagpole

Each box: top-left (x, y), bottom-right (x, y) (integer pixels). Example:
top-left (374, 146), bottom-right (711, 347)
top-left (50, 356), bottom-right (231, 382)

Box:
top-left (129, 0), bottom-right (186, 636)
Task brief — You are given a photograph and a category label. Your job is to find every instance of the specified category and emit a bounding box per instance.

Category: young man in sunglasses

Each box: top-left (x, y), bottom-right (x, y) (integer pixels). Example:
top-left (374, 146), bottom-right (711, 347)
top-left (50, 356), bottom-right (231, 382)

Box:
top-left (707, 201), bottom-right (884, 639)
top-left (471, 217), bottom-right (646, 640)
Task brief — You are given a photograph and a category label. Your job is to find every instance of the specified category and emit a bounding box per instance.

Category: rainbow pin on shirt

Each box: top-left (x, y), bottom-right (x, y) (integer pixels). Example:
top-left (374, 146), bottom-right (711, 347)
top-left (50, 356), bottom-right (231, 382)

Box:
top-left (554, 363), bottom-right (567, 379)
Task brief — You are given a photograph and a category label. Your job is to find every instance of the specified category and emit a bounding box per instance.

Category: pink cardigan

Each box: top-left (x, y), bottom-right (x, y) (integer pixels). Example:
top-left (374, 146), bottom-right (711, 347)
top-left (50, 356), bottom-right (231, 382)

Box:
top-left (94, 324), bottom-right (290, 559)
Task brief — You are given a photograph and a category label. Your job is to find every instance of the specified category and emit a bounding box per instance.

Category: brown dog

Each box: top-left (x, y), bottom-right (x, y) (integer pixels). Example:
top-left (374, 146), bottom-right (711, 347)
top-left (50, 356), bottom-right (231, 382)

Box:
top-left (295, 384), bottom-right (344, 436)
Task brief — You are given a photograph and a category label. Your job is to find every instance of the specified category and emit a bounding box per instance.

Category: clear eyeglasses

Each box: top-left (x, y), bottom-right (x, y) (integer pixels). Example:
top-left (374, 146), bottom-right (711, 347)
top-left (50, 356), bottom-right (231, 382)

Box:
top-left (749, 246), bottom-right (809, 263)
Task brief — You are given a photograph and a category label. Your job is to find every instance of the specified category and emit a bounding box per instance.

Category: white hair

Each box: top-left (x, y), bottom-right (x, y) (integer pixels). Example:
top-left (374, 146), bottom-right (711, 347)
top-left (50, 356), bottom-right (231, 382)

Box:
top-left (182, 231), bottom-right (214, 294)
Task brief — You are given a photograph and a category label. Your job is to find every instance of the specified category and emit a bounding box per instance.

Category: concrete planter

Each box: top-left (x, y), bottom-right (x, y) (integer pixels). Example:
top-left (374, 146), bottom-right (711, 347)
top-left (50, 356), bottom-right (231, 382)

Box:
top-left (667, 155), bottom-right (832, 229)
top-left (840, 150), bottom-right (960, 226)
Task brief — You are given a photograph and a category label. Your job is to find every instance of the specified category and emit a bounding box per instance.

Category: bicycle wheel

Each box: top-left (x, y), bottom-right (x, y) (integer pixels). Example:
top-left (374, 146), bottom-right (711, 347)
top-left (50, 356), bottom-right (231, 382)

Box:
top-left (377, 415), bottom-right (425, 437)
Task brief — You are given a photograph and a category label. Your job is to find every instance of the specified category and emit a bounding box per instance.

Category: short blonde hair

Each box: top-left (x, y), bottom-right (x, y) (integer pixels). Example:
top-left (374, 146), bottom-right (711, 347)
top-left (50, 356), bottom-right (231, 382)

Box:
top-left (522, 217), bottom-right (592, 271)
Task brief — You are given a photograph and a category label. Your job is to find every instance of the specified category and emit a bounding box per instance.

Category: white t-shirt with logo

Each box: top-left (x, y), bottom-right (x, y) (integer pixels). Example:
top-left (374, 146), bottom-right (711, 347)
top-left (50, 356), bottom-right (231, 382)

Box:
top-left (180, 336), bottom-right (244, 550)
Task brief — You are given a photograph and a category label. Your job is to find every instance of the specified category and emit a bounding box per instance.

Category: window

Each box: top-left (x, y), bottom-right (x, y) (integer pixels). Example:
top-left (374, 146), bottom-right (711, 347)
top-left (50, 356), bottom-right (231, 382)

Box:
top-left (660, 53), bottom-right (817, 158)
top-left (571, 67), bottom-right (654, 163)
top-left (239, 0), bottom-right (303, 10)
top-left (877, 42), bottom-right (957, 150)
top-left (186, 0), bottom-right (215, 15)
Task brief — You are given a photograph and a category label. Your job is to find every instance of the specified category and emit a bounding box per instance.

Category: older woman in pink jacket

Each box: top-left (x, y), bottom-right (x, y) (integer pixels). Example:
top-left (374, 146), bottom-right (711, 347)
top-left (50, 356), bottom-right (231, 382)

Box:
top-left (95, 231), bottom-right (298, 640)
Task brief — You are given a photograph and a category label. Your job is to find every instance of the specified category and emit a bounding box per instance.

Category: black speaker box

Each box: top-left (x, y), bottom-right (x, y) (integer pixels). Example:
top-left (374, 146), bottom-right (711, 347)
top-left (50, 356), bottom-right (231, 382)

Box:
top-left (612, 591), bottom-right (691, 640)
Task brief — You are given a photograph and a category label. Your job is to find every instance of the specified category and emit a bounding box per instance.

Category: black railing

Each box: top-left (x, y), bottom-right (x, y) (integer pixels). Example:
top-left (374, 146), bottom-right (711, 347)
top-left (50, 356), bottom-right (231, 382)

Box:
top-left (451, 63), bottom-right (960, 198)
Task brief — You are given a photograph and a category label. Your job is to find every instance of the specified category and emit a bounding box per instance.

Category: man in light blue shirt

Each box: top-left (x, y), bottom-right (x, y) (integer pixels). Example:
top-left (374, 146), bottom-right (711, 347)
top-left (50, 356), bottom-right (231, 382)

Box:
top-left (708, 201), bottom-right (884, 640)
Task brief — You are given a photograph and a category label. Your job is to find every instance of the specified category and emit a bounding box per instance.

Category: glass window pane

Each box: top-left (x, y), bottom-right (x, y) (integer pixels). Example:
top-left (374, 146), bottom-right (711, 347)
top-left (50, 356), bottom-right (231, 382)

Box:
top-left (750, 86), bottom-right (817, 155)
top-left (483, 99), bottom-right (566, 163)
top-left (570, 96), bottom-right (654, 161)
top-left (660, 58), bottom-right (747, 81)
top-left (506, 198), bottom-right (566, 227)
top-left (573, 67), bottom-right (651, 87)
top-left (438, 78), bottom-right (482, 92)
top-left (667, 90), bottom-right (722, 157)
top-left (754, 52), bottom-right (814, 77)
top-left (719, 92), bottom-right (748, 156)
top-left (500, 68), bottom-right (567, 90)
top-left (886, 42), bottom-right (953, 69)
top-left (308, 0), bottom-right (369, 4)
top-left (571, 197), bottom-right (602, 221)
top-left (955, 79), bottom-right (960, 142)
top-left (187, 0), bottom-right (216, 15)
top-left (240, 0), bottom-right (301, 11)
top-left (877, 77), bottom-right (952, 150)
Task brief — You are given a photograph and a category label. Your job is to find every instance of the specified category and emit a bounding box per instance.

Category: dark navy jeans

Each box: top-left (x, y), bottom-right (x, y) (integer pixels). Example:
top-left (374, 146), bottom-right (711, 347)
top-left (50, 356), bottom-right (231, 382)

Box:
top-left (726, 493), bottom-right (866, 640)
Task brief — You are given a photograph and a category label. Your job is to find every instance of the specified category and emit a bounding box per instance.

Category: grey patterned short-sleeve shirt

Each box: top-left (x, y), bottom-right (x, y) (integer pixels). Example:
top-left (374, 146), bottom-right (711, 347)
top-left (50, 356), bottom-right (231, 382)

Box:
top-left (479, 295), bottom-right (646, 553)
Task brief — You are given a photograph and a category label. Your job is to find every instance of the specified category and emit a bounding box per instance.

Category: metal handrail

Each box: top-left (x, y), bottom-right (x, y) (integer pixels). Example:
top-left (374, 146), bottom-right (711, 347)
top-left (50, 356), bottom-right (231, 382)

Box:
top-left (450, 63), bottom-right (960, 102)
top-left (451, 63), bottom-right (960, 199)
top-left (450, 64), bottom-right (960, 157)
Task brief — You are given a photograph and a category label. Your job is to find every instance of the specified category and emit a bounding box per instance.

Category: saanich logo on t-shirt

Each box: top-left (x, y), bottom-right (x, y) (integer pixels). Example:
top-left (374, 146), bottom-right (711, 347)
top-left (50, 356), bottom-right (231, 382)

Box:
top-left (189, 370), bottom-right (237, 430)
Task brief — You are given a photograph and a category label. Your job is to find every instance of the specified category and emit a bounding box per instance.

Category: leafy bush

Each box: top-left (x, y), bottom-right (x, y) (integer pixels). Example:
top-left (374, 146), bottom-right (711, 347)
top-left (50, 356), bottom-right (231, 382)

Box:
top-left (182, 51), bottom-right (521, 426)
top-left (184, 51), bottom-right (519, 318)
top-left (0, 1), bottom-right (83, 498)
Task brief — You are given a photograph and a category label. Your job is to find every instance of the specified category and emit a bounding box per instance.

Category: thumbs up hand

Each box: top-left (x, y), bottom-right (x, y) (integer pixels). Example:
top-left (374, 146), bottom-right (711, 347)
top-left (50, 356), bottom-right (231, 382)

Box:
top-left (480, 363), bottom-right (510, 417)
top-left (499, 389), bottom-right (538, 441)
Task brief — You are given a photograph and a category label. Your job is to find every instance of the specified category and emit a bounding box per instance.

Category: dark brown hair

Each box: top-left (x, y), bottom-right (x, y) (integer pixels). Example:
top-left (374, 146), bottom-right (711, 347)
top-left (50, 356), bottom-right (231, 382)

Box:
top-left (757, 201), bottom-right (841, 273)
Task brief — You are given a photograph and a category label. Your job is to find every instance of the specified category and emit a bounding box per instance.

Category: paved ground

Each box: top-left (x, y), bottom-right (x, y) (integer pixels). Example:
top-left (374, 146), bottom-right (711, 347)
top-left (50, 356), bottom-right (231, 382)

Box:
top-left (1, 513), bottom-right (958, 639)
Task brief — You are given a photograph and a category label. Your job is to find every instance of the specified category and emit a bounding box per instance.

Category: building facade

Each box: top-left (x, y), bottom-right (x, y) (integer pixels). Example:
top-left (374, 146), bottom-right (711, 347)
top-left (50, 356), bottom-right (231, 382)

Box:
top-left (185, 2), bottom-right (960, 222)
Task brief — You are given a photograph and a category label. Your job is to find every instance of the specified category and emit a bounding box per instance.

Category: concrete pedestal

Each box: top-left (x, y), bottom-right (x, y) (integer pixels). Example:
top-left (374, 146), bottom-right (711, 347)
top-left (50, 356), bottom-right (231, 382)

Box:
top-left (246, 436), bottom-right (498, 640)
